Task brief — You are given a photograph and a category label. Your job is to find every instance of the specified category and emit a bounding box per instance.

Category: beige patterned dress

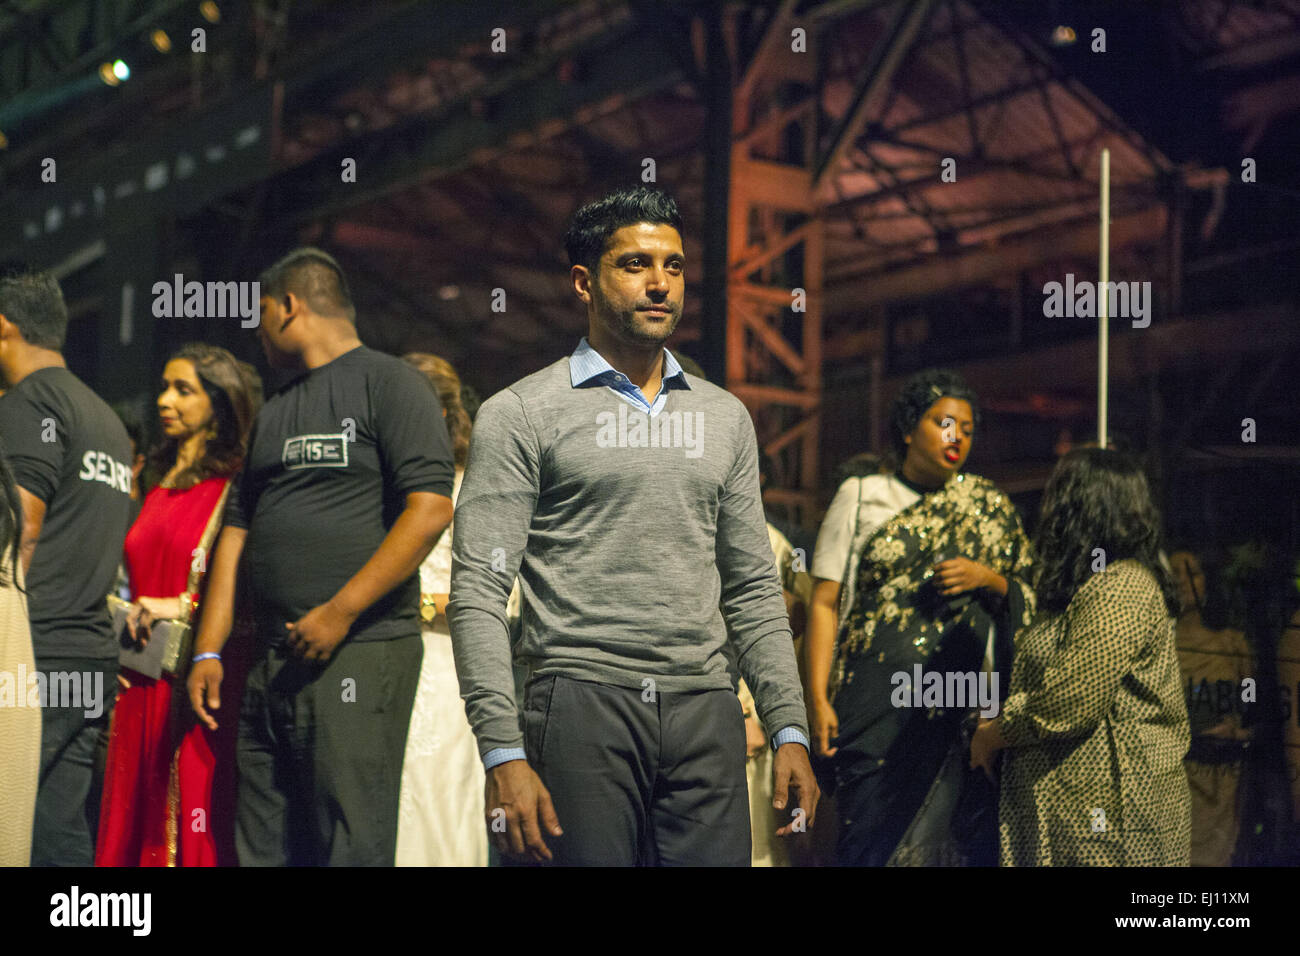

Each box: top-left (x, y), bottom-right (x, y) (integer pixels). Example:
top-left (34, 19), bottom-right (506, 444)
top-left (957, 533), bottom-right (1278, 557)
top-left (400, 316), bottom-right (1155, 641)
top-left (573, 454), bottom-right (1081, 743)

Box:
top-left (999, 559), bottom-right (1192, 866)
top-left (396, 468), bottom-right (489, 866)
top-left (0, 551), bottom-right (39, 866)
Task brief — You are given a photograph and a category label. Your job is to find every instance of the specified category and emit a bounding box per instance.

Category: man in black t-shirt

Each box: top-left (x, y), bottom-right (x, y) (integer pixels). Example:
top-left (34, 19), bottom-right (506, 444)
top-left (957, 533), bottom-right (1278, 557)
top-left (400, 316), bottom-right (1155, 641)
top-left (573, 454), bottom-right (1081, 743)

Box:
top-left (186, 249), bottom-right (454, 865)
top-left (0, 272), bottom-right (133, 866)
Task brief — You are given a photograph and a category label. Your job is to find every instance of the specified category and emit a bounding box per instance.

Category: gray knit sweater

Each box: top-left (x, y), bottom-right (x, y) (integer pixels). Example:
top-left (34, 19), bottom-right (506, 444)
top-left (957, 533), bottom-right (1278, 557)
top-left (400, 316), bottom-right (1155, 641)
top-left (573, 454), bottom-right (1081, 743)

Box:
top-left (447, 357), bottom-right (809, 757)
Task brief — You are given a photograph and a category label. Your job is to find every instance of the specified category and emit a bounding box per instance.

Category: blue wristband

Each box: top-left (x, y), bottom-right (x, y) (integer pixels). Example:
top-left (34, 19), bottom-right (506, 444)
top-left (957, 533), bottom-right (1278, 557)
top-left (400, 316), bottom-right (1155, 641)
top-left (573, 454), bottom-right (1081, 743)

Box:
top-left (192, 652), bottom-right (221, 663)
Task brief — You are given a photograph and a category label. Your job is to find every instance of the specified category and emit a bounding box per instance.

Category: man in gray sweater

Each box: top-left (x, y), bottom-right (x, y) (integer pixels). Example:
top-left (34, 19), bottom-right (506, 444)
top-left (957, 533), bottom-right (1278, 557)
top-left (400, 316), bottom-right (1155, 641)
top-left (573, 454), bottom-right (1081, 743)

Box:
top-left (448, 186), bottom-right (818, 865)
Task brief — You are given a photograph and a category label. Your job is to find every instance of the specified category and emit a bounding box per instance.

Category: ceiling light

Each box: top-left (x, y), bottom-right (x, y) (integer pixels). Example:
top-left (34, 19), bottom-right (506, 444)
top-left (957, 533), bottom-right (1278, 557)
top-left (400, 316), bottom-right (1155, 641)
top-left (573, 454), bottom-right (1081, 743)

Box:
top-left (1050, 25), bottom-right (1077, 46)
top-left (99, 61), bottom-right (125, 86)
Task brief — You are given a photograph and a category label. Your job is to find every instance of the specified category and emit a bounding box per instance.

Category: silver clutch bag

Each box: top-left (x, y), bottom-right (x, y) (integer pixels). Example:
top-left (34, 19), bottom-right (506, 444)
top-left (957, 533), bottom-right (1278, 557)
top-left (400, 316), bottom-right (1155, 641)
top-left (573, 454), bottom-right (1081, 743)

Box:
top-left (110, 593), bottom-right (195, 680)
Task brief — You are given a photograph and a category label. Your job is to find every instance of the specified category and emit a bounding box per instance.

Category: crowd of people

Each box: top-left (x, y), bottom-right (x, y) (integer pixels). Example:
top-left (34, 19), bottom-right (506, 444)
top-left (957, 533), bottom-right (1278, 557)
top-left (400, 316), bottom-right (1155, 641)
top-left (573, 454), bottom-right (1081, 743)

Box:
top-left (0, 185), bottom-right (1198, 867)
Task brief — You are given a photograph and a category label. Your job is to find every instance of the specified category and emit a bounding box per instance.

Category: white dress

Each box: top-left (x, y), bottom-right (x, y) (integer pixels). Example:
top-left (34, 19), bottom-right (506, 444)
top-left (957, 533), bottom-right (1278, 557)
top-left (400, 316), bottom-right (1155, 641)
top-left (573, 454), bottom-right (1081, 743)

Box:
top-left (396, 470), bottom-right (489, 866)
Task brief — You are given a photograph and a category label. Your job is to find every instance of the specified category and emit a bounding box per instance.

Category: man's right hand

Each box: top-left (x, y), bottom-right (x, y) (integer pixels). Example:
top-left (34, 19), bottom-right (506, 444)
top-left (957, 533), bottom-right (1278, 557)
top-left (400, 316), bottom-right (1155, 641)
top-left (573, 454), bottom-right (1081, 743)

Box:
top-left (485, 759), bottom-right (562, 863)
top-left (187, 658), bottom-right (224, 731)
top-left (810, 697), bottom-right (839, 757)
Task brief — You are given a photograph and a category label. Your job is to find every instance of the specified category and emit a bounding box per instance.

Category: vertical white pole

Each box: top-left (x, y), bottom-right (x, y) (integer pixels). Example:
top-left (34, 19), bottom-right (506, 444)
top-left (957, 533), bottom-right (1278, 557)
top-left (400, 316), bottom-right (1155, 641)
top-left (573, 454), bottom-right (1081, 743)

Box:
top-left (1098, 148), bottom-right (1111, 447)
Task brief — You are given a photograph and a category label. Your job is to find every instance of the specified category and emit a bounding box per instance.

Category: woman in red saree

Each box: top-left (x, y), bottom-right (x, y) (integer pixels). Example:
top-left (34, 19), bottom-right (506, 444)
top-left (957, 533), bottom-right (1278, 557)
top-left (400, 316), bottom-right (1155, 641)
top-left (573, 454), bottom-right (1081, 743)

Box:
top-left (96, 344), bottom-right (259, 866)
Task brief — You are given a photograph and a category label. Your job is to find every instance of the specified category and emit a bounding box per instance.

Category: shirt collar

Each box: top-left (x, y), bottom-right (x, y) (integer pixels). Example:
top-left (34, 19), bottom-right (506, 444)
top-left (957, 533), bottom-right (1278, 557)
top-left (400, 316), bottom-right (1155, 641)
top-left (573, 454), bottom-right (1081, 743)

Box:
top-left (568, 337), bottom-right (691, 390)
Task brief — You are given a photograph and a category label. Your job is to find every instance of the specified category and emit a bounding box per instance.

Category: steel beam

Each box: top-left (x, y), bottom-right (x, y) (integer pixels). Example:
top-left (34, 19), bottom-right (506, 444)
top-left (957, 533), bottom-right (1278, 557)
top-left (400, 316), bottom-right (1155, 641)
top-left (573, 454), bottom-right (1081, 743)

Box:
top-left (813, 0), bottom-right (935, 194)
top-left (266, 19), bottom-right (688, 226)
top-left (825, 204), bottom-right (1167, 314)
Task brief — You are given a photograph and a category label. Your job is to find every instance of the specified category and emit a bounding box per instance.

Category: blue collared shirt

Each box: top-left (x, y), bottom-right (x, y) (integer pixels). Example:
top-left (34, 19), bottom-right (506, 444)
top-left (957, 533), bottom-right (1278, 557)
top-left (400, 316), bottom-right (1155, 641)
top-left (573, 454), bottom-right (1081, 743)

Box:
top-left (483, 338), bottom-right (810, 770)
top-left (568, 335), bottom-right (691, 413)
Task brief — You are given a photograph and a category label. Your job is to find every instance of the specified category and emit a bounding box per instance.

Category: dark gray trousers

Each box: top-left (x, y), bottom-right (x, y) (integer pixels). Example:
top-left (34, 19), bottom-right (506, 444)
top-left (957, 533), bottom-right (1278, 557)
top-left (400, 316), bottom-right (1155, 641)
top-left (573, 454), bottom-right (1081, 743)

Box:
top-left (31, 656), bottom-right (117, 867)
top-left (235, 634), bottom-right (421, 866)
top-left (523, 674), bottom-right (751, 866)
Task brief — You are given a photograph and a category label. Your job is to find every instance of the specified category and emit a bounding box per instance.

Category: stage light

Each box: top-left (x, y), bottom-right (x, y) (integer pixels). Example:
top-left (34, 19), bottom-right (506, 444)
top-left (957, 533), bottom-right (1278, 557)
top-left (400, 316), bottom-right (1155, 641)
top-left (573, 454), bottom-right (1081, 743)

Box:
top-left (99, 59), bottom-right (129, 85)
top-left (0, 130), bottom-right (7, 150)
top-left (200, 1), bottom-right (221, 24)
top-left (1050, 25), bottom-right (1077, 46)
top-left (438, 285), bottom-right (461, 301)
top-left (150, 29), bottom-right (172, 53)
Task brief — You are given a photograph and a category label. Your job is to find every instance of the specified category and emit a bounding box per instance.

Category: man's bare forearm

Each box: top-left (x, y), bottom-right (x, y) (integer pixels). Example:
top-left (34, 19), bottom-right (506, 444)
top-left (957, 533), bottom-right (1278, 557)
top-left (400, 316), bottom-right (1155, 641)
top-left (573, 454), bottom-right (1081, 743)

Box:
top-left (329, 491), bottom-right (452, 620)
top-left (16, 486), bottom-right (44, 578)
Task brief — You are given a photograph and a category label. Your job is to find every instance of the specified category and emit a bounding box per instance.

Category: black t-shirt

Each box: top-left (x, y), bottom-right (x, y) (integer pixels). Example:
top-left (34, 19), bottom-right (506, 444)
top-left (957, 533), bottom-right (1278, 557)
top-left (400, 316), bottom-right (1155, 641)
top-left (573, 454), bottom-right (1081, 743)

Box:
top-left (0, 367), bottom-right (134, 659)
top-left (225, 346), bottom-right (455, 643)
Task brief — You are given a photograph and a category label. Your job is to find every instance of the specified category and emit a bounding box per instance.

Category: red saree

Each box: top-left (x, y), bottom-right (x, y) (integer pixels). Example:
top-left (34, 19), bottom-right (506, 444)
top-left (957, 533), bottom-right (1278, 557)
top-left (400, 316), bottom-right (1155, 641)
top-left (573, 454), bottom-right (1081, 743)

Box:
top-left (96, 475), bottom-right (248, 867)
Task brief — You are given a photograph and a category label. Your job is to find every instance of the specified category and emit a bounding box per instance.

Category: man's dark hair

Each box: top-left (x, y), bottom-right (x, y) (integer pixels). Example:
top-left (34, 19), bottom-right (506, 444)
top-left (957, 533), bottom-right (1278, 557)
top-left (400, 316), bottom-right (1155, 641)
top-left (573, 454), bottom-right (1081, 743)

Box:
top-left (563, 186), bottom-right (683, 273)
top-left (259, 247), bottom-right (356, 322)
top-left (888, 367), bottom-right (981, 462)
top-left (0, 270), bottom-right (68, 351)
top-left (1033, 447), bottom-right (1179, 616)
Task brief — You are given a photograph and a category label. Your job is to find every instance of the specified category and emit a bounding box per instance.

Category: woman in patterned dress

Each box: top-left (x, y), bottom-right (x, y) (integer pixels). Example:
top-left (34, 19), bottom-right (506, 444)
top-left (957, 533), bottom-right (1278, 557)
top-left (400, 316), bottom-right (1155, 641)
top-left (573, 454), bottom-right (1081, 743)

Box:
top-left (395, 353), bottom-right (488, 866)
top-left (808, 369), bottom-right (1036, 866)
top-left (972, 447), bottom-right (1191, 866)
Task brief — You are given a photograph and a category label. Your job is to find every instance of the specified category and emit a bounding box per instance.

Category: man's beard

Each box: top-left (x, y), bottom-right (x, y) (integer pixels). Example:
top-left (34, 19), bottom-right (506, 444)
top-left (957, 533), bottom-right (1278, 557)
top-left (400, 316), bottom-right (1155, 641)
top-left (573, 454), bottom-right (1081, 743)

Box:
top-left (608, 302), bottom-right (682, 346)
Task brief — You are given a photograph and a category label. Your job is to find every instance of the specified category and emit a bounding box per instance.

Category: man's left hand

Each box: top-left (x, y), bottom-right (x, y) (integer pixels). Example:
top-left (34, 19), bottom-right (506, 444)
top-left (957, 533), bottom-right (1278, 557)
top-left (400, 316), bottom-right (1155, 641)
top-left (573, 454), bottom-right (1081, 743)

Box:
top-left (772, 742), bottom-right (820, 836)
top-left (286, 599), bottom-right (355, 663)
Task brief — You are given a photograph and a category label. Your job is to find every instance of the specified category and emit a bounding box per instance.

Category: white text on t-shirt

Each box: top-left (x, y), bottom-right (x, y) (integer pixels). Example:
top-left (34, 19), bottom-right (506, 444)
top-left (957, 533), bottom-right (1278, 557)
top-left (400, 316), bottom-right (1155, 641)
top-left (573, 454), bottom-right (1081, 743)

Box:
top-left (77, 450), bottom-right (132, 495)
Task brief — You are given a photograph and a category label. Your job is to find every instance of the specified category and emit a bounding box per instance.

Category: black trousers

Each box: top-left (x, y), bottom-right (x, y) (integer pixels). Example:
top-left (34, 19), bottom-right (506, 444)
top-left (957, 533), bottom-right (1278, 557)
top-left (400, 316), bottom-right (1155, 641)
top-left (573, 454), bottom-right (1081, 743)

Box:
top-left (235, 634), bottom-right (422, 866)
top-left (31, 656), bottom-right (117, 867)
top-left (522, 674), bottom-right (751, 866)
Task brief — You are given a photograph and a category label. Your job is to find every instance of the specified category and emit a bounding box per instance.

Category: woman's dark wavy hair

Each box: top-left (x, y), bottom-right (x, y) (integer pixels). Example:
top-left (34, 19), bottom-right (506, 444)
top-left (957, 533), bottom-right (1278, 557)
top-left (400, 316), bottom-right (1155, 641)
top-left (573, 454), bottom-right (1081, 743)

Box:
top-left (0, 433), bottom-right (23, 589)
top-left (1034, 447), bottom-right (1179, 616)
top-left (146, 343), bottom-right (260, 489)
top-left (888, 368), bottom-right (981, 463)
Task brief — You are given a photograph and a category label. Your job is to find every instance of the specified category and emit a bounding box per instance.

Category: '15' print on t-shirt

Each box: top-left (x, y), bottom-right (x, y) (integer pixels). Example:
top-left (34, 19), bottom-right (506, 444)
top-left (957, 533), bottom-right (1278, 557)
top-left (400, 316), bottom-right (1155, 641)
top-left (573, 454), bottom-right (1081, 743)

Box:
top-left (282, 434), bottom-right (349, 470)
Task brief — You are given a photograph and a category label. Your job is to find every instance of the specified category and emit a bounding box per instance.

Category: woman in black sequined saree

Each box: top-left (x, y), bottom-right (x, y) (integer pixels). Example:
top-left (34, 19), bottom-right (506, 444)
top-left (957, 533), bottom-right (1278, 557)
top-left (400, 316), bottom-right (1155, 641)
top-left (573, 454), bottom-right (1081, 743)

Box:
top-left (813, 370), bottom-right (1035, 866)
